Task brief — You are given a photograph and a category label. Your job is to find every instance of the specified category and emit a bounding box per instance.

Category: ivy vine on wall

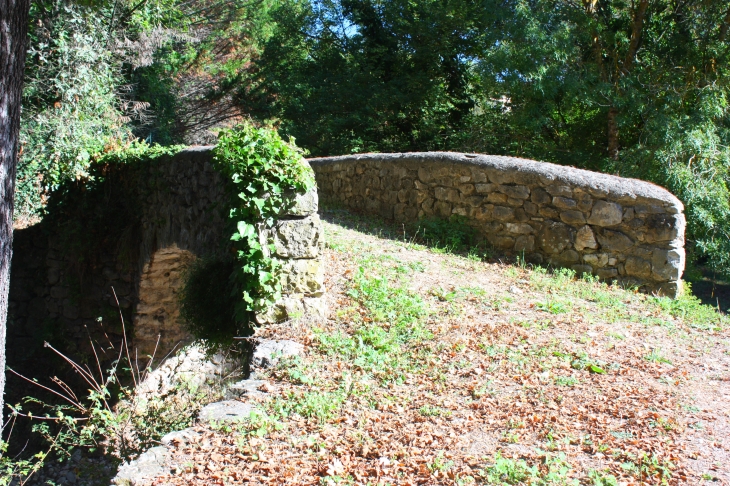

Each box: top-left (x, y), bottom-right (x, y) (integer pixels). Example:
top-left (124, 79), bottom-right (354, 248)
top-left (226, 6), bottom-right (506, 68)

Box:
top-left (212, 124), bottom-right (316, 320)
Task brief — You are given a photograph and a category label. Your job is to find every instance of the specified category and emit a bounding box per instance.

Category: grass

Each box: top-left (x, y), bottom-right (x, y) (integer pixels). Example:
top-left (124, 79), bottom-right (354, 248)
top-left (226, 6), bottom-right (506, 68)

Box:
top-left (153, 208), bottom-right (730, 485)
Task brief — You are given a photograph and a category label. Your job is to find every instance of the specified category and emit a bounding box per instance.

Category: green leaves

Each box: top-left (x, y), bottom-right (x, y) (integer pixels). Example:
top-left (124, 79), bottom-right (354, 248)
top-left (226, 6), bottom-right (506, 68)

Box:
top-left (213, 123), bottom-right (315, 316)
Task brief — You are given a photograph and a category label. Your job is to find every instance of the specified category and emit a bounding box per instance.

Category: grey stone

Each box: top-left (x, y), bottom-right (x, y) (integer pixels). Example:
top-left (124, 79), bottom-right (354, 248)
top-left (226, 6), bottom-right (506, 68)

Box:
top-left (475, 183), bottom-right (495, 194)
top-left (271, 215), bottom-right (323, 259)
top-left (198, 400), bottom-right (254, 423)
top-left (652, 248), bottom-right (684, 281)
top-left (435, 187), bottom-right (460, 203)
top-left (546, 185), bottom-right (573, 197)
top-left (624, 257), bottom-right (652, 278)
top-left (643, 213), bottom-right (684, 243)
top-left (571, 264), bottom-right (593, 276)
top-left (160, 427), bottom-right (200, 446)
top-left (574, 225), bottom-right (598, 251)
top-left (279, 259), bottom-right (325, 296)
top-left (434, 201), bottom-right (452, 217)
top-left (552, 197), bottom-right (577, 210)
top-left (537, 221), bottom-right (573, 254)
top-left (587, 201), bottom-right (623, 226)
top-left (488, 235), bottom-right (515, 250)
top-left (531, 188), bottom-right (551, 205)
top-left (113, 446), bottom-right (169, 485)
top-left (560, 210), bottom-right (586, 225)
top-left (596, 268), bottom-right (618, 279)
top-left (499, 185), bottom-right (530, 199)
top-left (539, 207), bottom-right (560, 219)
top-left (514, 235), bottom-right (535, 252)
top-left (252, 339), bottom-right (304, 369)
top-left (584, 253), bottom-right (609, 268)
top-left (283, 189), bottom-right (318, 216)
top-left (596, 229), bottom-right (633, 252)
top-left (504, 223), bottom-right (533, 235)
top-left (225, 379), bottom-right (271, 400)
top-left (493, 206), bottom-right (515, 221)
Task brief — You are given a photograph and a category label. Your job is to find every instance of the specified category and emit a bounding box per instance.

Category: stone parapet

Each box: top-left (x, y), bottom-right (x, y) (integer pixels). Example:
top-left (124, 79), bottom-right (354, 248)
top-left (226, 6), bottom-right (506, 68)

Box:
top-left (309, 152), bottom-right (684, 297)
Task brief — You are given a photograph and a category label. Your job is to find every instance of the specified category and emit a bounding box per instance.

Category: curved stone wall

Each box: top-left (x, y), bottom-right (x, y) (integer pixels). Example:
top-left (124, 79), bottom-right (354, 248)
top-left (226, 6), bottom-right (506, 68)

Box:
top-left (310, 152), bottom-right (685, 297)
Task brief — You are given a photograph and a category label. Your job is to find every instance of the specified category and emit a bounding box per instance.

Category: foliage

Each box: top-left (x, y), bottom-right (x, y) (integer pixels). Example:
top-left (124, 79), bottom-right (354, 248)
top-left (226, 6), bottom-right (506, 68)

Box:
top-left (212, 123), bottom-right (315, 318)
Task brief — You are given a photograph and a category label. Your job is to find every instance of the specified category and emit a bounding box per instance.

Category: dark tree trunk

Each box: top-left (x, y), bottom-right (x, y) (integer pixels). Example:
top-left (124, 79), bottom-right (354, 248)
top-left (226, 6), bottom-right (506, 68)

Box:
top-left (0, 0), bottom-right (31, 424)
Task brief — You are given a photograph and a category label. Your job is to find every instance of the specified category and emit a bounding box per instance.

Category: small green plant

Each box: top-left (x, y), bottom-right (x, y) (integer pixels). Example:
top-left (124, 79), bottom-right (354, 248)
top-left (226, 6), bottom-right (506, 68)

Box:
top-left (554, 376), bottom-right (579, 387)
top-left (482, 452), bottom-right (534, 484)
top-left (644, 349), bottom-right (672, 365)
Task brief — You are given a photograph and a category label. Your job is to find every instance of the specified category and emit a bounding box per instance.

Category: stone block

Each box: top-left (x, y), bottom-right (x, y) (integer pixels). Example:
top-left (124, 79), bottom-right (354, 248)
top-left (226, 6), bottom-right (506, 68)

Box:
top-left (560, 210), bottom-right (586, 225)
top-left (434, 201), bottom-right (452, 217)
top-left (273, 214), bottom-right (322, 258)
top-left (539, 207), bottom-right (560, 219)
top-left (560, 249), bottom-right (580, 263)
top-left (459, 184), bottom-right (475, 196)
top-left (584, 253), bottom-right (609, 268)
top-left (493, 206), bottom-right (515, 221)
top-left (435, 187), bottom-right (460, 203)
top-left (652, 248), bottom-right (684, 281)
top-left (282, 189), bottom-right (318, 216)
top-left (475, 183), bottom-right (496, 194)
top-left (576, 193), bottom-right (593, 212)
top-left (643, 213), bottom-right (684, 243)
top-left (487, 193), bottom-right (508, 204)
top-left (514, 235), bottom-right (535, 252)
top-left (504, 223), bottom-right (533, 235)
top-left (587, 200), bottom-right (623, 226)
top-left (596, 229), bottom-right (633, 252)
top-left (537, 221), bottom-right (573, 254)
top-left (279, 259), bottom-right (325, 296)
top-left (531, 188), bottom-right (551, 205)
top-left (546, 185), bottom-right (573, 197)
top-left (552, 197), bottom-right (577, 209)
top-left (571, 264), bottom-right (593, 276)
top-left (499, 185), bottom-right (530, 199)
top-left (524, 201), bottom-right (538, 216)
top-left (488, 235), bottom-right (515, 250)
top-left (624, 257), bottom-right (652, 278)
top-left (596, 268), bottom-right (618, 279)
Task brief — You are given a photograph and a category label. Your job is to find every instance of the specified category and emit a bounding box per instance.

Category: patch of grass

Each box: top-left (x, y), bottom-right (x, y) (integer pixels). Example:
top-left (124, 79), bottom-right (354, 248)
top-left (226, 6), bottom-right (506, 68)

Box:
top-left (554, 376), bottom-right (579, 387)
top-left (644, 349), bottom-right (672, 365)
top-left (652, 283), bottom-right (728, 330)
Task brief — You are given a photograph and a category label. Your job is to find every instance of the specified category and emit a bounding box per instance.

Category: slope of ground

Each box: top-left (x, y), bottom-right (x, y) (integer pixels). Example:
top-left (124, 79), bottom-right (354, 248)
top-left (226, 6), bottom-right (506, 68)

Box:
top-left (152, 208), bottom-right (730, 485)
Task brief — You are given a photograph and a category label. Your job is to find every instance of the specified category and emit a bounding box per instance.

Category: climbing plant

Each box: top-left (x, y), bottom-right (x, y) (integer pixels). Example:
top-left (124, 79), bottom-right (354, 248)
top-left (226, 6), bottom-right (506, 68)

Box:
top-left (212, 124), bottom-right (315, 319)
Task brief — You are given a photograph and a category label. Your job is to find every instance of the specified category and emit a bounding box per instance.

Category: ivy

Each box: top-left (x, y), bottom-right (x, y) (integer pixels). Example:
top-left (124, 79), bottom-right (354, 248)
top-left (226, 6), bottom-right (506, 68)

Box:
top-left (212, 124), bottom-right (315, 320)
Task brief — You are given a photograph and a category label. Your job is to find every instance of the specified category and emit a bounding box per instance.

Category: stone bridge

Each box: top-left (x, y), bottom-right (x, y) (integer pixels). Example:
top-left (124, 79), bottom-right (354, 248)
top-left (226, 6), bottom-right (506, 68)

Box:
top-left (7, 147), bottom-right (324, 372)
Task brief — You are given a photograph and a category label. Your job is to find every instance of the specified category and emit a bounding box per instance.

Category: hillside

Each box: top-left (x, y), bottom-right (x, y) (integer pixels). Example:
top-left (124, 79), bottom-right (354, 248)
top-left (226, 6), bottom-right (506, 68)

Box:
top-left (110, 207), bottom-right (727, 485)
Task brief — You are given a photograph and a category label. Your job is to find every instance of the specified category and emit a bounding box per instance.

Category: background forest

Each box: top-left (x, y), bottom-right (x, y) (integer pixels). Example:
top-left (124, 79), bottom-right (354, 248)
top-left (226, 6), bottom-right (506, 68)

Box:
top-left (16, 0), bottom-right (730, 279)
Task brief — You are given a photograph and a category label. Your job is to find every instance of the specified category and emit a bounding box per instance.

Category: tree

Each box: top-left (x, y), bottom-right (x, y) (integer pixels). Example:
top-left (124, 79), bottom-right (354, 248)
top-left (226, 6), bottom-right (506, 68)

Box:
top-left (0, 0), bottom-right (31, 423)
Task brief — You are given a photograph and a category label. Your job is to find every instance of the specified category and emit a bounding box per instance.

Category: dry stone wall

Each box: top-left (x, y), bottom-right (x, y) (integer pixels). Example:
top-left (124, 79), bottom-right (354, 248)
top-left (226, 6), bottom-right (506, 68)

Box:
top-left (310, 152), bottom-right (685, 297)
top-left (8, 147), bottom-right (324, 374)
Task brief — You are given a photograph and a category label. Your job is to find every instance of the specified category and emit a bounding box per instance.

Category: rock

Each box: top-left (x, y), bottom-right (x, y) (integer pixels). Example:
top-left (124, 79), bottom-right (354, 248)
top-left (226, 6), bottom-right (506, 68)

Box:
top-left (546, 185), bottom-right (573, 197)
top-left (271, 215), bottom-right (322, 259)
top-left (198, 400), bottom-right (254, 423)
top-left (492, 206), bottom-right (515, 221)
top-left (509, 285), bottom-right (523, 295)
top-left (652, 248), bottom-right (684, 281)
top-left (552, 197), bottom-right (577, 210)
top-left (584, 253), bottom-right (609, 268)
top-left (252, 339), bottom-right (304, 369)
top-left (530, 188), bottom-right (551, 205)
top-left (537, 221), bottom-right (573, 254)
top-left (499, 185), bottom-right (530, 199)
top-left (282, 189), bottom-right (318, 216)
top-left (560, 210), bottom-right (586, 225)
top-left (160, 427), bottom-right (200, 446)
top-left (596, 268), bottom-right (618, 279)
top-left (571, 264), bottom-right (593, 276)
top-left (514, 235), bottom-right (535, 252)
top-left (624, 257), bottom-right (652, 278)
top-left (435, 187), bottom-right (460, 203)
top-left (596, 229), bottom-right (633, 252)
top-left (279, 259), bottom-right (325, 296)
top-left (113, 446), bottom-right (169, 485)
top-left (587, 201), bottom-right (623, 226)
top-left (487, 192), bottom-right (508, 204)
top-left (643, 213), bottom-right (684, 243)
top-left (504, 223), bottom-right (533, 235)
top-left (225, 379), bottom-right (272, 400)
top-left (574, 225), bottom-right (598, 251)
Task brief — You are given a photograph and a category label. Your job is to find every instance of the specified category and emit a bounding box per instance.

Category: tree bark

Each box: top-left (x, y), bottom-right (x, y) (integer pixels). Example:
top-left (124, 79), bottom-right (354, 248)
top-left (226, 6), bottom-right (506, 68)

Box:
top-left (622, 0), bottom-right (649, 74)
top-left (0, 0), bottom-right (31, 425)
top-left (607, 106), bottom-right (619, 160)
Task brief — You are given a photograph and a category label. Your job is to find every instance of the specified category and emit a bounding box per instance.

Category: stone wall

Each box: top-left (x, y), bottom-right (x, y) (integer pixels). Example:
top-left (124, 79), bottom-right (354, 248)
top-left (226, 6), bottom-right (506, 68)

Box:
top-left (310, 152), bottom-right (685, 296)
top-left (7, 147), bottom-right (324, 374)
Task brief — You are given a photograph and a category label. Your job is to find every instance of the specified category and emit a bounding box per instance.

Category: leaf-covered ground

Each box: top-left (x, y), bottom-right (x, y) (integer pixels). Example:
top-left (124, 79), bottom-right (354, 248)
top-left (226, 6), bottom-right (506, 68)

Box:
top-left (154, 209), bottom-right (730, 485)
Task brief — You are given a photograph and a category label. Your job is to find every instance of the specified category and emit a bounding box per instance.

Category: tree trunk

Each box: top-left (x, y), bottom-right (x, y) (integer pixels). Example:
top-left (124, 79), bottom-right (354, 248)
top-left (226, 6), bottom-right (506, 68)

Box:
top-left (607, 106), bottom-right (619, 160)
top-left (0, 0), bottom-right (31, 425)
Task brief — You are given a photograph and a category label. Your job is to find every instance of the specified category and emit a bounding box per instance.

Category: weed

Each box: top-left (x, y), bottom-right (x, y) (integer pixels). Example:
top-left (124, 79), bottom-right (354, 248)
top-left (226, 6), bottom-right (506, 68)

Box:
top-left (644, 349), bottom-right (672, 365)
top-left (554, 376), bottom-right (579, 387)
